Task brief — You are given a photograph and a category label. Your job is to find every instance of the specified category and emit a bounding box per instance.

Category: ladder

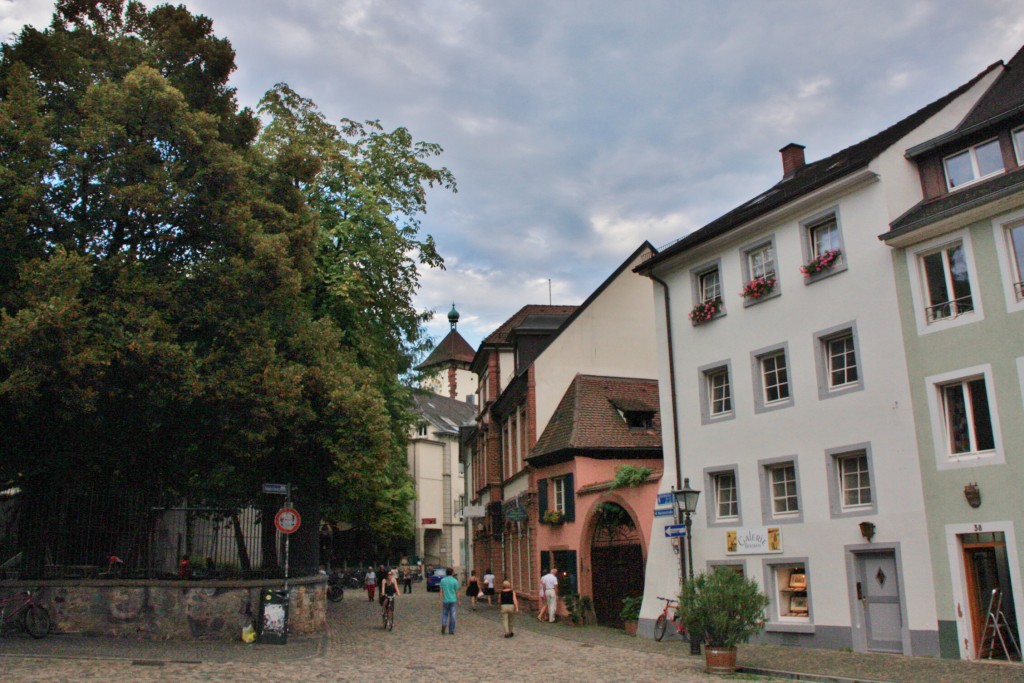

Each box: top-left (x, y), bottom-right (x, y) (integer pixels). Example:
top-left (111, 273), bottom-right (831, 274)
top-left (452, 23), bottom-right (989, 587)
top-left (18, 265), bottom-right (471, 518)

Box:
top-left (977, 588), bottom-right (1022, 661)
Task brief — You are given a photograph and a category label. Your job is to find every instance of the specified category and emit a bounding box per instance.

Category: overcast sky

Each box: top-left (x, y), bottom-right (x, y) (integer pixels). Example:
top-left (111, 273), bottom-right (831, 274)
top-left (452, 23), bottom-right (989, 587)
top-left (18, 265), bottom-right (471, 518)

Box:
top-left (3, 1), bottom-right (1023, 351)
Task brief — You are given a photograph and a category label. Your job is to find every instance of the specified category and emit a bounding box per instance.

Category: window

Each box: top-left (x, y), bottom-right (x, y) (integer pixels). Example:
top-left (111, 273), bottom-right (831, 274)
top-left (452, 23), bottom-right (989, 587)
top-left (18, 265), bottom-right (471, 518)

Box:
top-left (416, 423), bottom-right (428, 437)
top-left (809, 216), bottom-right (840, 259)
top-left (800, 211), bottom-right (847, 283)
top-left (748, 243), bottom-right (775, 280)
top-left (698, 268), bottom-right (721, 303)
top-left (944, 138), bottom-right (1004, 190)
top-left (941, 377), bottom-right (995, 455)
top-left (764, 561), bottom-right (812, 626)
top-left (751, 343), bottom-right (793, 413)
top-left (699, 361), bottom-right (734, 425)
top-left (622, 410), bottom-right (655, 429)
top-left (824, 443), bottom-right (877, 518)
top-left (1014, 126), bottom-right (1024, 165)
top-left (769, 464), bottom-right (799, 516)
top-left (814, 323), bottom-right (863, 400)
top-left (921, 241), bottom-right (974, 322)
top-left (714, 471), bottom-right (739, 520)
top-left (538, 475), bottom-right (575, 522)
top-left (553, 476), bottom-right (567, 513)
top-left (759, 457), bottom-right (802, 524)
top-left (1007, 222), bottom-right (1024, 300)
top-left (740, 235), bottom-right (781, 305)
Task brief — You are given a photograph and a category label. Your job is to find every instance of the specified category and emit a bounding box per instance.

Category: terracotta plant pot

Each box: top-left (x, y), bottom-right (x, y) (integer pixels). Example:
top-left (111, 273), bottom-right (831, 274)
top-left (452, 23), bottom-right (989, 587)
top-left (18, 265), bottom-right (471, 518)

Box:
top-left (623, 620), bottom-right (638, 636)
top-left (704, 645), bottom-right (737, 674)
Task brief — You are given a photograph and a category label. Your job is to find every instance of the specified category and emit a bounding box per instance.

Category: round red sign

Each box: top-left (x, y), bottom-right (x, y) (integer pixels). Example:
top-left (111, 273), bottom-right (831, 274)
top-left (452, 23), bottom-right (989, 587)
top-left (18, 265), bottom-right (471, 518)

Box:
top-left (274, 507), bottom-right (301, 534)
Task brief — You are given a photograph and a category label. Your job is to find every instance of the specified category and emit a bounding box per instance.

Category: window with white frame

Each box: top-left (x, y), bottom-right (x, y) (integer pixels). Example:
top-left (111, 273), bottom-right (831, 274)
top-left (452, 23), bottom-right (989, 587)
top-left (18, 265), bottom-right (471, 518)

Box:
top-left (1006, 222), bottom-right (1024, 300)
top-left (825, 331), bottom-right (858, 389)
top-left (808, 214), bottom-right (841, 259)
top-left (940, 376), bottom-right (995, 455)
top-left (714, 471), bottom-right (739, 520)
top-left (417, 423), bottom-right (428, 437)
top-left (920, 241), bottom-right (974, 322)
top-left (698, 267), bottom-right (722, 303)
top-left (761, 352), bottom-right (789, 404)
top-left (707, 367), bottom-right (732, 416)
top-left (553, 476), bottom-right (567, 513)
top-left (944, 138), bottom-right (1004, 190)
top-left (837, 451), bottom-right (871, 509)
top-left (748, 243), bottom-right (775, 279)
top-left (768, 562), bottom-right (810, 622)
top-left (1014, 126), bottom-right (1024, 165)
top-left (769, 464), bottom-right (799, 516)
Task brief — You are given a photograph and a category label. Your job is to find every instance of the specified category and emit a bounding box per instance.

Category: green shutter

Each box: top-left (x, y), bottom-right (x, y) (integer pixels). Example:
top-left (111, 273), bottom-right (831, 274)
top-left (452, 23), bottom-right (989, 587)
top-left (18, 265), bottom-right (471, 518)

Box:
top-left (564, 473), bottom-right (575, 521)
top-left (538, 478), bottom-right (548, 519)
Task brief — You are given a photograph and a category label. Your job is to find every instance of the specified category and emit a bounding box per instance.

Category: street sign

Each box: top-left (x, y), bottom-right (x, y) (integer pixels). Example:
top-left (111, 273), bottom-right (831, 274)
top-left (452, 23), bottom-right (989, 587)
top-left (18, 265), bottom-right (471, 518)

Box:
top-left (664, 524), bottom-right (687, 538)
top-left (657, 492), bottom-right (674, 507)
top-left (421, 518), bottom-right (437, 524)
top-left (274, 507), bottom-right (301, 534)
top-left (263, 483), bottom-right (290, 495)
top-left (506, 508), bottom-right (528, 522)
top-left (654, 507), bottom-right (674, 517)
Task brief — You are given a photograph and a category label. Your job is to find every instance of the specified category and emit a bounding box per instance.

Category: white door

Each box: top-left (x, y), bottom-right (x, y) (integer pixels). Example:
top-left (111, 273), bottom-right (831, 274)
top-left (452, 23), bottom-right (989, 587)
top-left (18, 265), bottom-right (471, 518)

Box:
top-left (855, 551), bottom-right (903, 653)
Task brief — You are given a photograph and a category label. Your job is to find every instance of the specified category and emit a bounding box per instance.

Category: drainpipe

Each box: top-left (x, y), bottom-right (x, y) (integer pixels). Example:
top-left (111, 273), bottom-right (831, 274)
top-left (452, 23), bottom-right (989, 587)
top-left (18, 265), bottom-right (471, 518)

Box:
top-left (647, 273), bottom-right (682, 493)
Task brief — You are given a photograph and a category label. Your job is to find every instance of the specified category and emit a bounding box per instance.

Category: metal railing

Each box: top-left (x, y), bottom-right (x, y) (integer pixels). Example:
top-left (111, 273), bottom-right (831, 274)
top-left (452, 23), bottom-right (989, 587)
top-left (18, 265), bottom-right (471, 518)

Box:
top-left (925, 295), bottom-right (974, 323)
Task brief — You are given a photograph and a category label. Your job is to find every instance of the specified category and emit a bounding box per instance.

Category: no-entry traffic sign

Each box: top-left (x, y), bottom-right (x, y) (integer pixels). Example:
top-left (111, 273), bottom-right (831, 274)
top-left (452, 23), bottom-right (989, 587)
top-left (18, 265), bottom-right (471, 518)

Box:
top-left (274, 507), bottom-right (302, 534)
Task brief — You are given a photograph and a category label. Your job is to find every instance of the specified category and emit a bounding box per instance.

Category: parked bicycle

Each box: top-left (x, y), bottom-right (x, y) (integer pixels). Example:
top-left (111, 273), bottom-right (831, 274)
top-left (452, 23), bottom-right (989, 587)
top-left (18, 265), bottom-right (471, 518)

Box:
top-left (381, 594), bottom-right (395, 631)
top-left (327, 571), bottom-right (344, 602)
top-left (653, 595), bottom-right (688, 642)
top-left (0, 589), bottom-right (51, 639)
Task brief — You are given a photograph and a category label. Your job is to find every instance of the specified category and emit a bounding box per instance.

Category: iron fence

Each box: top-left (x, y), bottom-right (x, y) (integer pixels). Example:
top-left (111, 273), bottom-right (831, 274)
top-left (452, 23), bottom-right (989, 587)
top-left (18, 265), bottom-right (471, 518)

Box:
top-left (0, 489), bottom-right (301, 580)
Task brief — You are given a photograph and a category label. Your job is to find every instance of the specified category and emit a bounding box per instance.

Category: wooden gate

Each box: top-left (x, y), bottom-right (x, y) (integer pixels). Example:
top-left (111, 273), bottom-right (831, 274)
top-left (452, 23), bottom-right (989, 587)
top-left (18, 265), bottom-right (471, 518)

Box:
top-left (590, 502), bottom-right (644, 626)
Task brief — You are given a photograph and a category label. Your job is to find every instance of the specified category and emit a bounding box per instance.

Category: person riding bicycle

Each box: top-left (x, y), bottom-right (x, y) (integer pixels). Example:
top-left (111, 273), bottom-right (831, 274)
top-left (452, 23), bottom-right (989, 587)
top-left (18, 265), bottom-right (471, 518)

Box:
top-left (380, 570), bottom-right (399, 624)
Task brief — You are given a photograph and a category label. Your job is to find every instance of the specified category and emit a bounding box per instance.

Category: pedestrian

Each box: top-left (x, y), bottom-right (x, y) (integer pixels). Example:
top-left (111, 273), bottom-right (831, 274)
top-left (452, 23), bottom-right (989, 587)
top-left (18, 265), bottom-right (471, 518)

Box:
top-left (540, 566), bottom-right (558, 623)
top-left (402, 565), bottom-right (413, 594)
top-left (483, 568), bottom-right (496, 606)
top-left (466, 571), bottom-right (481, 610)
top-left (536, 574), bottom-right (547, 621)
top-left (364, 565), bottom-right (377, 601)
top-left (499, 580), bottom-right (520, 637)
top-left (438, 567), bottom-right (460, 635)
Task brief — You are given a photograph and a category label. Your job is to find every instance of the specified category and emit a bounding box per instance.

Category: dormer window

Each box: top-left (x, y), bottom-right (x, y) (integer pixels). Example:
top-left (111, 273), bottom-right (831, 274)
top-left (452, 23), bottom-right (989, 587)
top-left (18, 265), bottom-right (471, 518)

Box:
top-left (944, 138), bottom-right (1004, 190)
top-left (1013, 126), bottom-right (1024, 165)
top-left (622, 410), bottom-right (654, 429)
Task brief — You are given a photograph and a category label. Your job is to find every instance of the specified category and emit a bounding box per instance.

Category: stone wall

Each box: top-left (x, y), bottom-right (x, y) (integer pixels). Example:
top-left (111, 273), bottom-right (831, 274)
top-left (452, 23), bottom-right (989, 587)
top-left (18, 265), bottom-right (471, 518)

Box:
top-left (0, 576), bottom-right (327, 641)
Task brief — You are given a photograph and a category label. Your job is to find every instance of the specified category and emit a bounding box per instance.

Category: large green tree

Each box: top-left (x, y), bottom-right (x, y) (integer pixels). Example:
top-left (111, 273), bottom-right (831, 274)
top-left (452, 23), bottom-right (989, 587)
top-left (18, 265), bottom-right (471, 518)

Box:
top-left (0, 0), bottom-right (452, 570)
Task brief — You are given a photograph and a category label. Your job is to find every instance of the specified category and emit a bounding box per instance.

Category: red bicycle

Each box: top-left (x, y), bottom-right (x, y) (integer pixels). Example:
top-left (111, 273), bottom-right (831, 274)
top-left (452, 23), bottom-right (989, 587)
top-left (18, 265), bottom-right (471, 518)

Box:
top-left (0, 588), bottom-right (51, 639)
top-left (653, 595), bottom-right (688, 642)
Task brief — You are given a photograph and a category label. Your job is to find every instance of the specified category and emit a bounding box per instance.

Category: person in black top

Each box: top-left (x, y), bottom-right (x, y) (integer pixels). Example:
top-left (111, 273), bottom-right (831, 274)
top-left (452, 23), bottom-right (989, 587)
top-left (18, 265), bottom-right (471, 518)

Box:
top-left (466, 571), bottom-right (481, 610)
top-left (499, 580), bottom-right (520, 637)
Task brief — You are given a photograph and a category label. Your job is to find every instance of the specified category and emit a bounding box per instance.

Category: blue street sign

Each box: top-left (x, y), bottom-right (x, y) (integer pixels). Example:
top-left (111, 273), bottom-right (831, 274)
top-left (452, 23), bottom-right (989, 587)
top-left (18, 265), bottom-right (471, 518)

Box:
top-left (654, 508), bottom-right (674, 517)
top-left (656, 492), bottom-right (674, 507)
top-left (263, 483), bottom-right (289, 495)
top-left (664, 524), bottom-right (688, 538)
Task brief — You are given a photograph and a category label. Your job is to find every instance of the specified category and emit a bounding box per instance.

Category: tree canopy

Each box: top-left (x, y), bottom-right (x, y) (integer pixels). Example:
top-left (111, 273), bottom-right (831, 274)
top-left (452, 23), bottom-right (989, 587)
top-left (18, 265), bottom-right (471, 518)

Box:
top-left (0, 0), bottom-right (454, 551)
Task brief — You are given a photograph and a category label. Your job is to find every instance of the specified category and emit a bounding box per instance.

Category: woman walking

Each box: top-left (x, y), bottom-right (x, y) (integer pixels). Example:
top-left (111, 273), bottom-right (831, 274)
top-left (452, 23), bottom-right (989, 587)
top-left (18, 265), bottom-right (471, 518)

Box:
top-left (364, 566), bottom-right (377, 601)
top-left (499, 580), bottom-right (520, 637)
top-left (466, 571), bottom-right (481, 610)
top-left (483, 568), bottom-right (496, 606)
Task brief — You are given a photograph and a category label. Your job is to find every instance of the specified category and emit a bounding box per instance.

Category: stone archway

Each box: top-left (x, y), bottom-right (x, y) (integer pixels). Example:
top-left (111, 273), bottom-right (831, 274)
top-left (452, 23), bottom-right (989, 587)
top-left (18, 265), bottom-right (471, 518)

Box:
top-left (589, 501), bottom-right (644, 627)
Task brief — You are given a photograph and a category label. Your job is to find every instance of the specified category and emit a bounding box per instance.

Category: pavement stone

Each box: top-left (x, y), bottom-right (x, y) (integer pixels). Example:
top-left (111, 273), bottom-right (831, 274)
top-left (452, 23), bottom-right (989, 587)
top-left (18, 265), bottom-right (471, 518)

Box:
top-left (1, 587), bottom-right (1022, 682)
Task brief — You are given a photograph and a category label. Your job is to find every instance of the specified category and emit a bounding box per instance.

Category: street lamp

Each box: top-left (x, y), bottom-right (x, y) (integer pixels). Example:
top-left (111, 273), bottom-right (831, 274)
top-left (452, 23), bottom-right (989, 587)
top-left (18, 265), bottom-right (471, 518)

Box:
top-left (672, 477), bottom-right (701, 655)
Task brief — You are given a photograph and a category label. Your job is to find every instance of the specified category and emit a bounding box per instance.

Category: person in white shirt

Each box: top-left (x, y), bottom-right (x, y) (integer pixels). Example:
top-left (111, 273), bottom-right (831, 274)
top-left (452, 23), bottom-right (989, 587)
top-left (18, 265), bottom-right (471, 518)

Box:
top-left (540, 567), bottom-right (558, 623)
top-left (482, 569), bottom-right (496, 606)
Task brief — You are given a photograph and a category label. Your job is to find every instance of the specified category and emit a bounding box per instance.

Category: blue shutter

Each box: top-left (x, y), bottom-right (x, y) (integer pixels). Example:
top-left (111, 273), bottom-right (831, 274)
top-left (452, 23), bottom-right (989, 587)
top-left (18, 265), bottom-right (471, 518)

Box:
top-left (564, 473), bottom-right (575, 522)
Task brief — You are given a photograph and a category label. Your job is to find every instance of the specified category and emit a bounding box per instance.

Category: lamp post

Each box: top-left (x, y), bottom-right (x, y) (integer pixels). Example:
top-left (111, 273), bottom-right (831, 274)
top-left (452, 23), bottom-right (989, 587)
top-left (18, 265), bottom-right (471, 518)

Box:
top-left (672, 477), bottom-right (701, 655)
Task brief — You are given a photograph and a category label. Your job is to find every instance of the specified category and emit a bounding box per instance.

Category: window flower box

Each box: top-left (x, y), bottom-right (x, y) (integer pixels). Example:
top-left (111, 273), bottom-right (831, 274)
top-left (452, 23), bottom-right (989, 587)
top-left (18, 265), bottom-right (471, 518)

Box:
top-left (800, 249), bottom-right (842, 277)
top-left (689, 298), bottom-right (722, 325)
top-left (542, 509), bottom-right (565, 525)
top-left (741, 274), bottom-right (776, 300)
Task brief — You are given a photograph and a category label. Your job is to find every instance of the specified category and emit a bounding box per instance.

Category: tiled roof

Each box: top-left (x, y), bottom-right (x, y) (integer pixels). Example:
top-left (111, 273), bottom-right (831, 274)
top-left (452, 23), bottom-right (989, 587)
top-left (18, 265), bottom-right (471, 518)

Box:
top-left (638, 60), bottom-right (1001, 271)
top-left (416, 328), bottom-right (475, 370)
top-left (481, 305), bottom-right (579, 346)
top-left (411, 391), bottom-right (476, 434)
top-left (529, 375), bottom-right (661, 460)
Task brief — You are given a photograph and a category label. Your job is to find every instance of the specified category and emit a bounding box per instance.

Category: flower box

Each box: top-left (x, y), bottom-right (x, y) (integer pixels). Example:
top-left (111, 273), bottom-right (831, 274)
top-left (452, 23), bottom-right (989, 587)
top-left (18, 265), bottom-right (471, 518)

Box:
top-left (800, 249), bottom-right (842, 276)
top-left (542, 510), bottom-right (565, 525)
top-left (740, 274), bottom-right (776, 300)
top-left (689, 298), bottom-right (722, 324)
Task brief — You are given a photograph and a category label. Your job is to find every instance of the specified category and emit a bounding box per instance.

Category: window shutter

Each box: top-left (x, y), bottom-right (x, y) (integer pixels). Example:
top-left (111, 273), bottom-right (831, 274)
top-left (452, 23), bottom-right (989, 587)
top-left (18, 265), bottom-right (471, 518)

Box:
top-left (537, 478), bottom-right (548, 519)
top-left (564, 473), bottom-right (575, 521)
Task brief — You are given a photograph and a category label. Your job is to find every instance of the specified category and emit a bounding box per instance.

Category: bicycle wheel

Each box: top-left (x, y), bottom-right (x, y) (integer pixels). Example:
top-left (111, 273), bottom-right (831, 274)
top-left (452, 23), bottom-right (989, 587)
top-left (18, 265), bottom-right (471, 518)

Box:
top-left (385, 604), bottom-right (394, 631)
top-left (24, 604), bottom-right (51, 639)
top-left (327, 585), bottom-right (344, 602)
top-left (654, 614), bottom-right (668, 641)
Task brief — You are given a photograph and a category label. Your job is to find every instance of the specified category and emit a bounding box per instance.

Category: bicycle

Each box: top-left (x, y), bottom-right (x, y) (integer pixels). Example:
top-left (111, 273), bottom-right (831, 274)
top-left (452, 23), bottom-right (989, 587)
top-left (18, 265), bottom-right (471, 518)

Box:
top-left (653, 596), bottom-right (688, 642)
top-left (327, 571), bottom-right (344, 602)
top-left (0, 589), bottom-right (51, 639)
top-left (381, 594), bottom-right (395, 631)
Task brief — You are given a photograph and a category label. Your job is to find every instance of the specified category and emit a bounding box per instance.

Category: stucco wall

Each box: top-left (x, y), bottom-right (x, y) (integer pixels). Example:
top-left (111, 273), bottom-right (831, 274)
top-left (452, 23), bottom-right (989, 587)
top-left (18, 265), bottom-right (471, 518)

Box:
top-left (1, 576), bottom-right (326, 640)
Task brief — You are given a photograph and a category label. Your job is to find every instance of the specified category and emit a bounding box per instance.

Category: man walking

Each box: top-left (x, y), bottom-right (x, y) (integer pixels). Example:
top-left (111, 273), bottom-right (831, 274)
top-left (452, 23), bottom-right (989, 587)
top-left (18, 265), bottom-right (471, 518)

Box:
top-left (540, 566), bottom-right (558, 623)
top-left (438, 567), bottom-right (460, 635)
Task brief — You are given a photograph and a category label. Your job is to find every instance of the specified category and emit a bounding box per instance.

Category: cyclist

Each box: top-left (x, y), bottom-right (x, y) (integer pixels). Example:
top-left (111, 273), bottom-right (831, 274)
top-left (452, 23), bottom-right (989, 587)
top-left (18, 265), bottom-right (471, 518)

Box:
top-left (380, 570), bottom-right (399, 627)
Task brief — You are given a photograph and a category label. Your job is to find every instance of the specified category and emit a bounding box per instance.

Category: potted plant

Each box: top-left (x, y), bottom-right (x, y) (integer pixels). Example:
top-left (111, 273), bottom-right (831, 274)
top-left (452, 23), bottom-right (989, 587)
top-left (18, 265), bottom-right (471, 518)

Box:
top-left (679, 568), bottom-right (769, 674)
top-left (740, 273), bottom-right (776, 300)
top-left (800, 248), bottom-right (842, 276)
top-left (619, 595), bottom-right (643, 636)
top-left (564, 593), bottom-right (594, 626)
top-left (542, 509), bottom-right (565, 525)
top-left (688, 298), bottom-right (722, 324)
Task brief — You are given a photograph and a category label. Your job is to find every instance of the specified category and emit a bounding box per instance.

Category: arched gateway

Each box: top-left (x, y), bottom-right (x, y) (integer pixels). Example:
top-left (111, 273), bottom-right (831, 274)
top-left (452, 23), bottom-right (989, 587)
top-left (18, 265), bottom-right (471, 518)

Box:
top-left (589, 501), bottom-right (645, 626)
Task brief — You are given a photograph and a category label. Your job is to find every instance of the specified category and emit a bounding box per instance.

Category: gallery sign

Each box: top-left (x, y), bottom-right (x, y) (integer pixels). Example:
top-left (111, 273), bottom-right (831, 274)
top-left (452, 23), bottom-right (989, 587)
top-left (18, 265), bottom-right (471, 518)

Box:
top-left (725, 526), bottom-right (782, 555)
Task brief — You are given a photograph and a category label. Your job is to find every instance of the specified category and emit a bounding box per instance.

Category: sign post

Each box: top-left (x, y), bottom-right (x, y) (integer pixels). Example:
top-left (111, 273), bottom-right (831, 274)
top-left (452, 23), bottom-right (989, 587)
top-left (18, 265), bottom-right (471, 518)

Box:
top-left (265, 483), bottom-right (299, 592)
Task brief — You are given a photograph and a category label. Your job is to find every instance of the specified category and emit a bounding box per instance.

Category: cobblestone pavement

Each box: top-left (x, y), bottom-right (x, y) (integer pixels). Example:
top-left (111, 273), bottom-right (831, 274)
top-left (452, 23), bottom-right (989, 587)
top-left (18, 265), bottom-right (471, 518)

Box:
top-left (2, 589), bottom-right (1023, 682)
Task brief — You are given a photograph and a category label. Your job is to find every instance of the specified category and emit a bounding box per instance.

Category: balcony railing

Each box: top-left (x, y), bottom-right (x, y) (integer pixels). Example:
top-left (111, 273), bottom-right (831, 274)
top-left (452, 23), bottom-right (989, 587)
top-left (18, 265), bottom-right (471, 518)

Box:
top-left (925, 295), bottom-right (974, 323)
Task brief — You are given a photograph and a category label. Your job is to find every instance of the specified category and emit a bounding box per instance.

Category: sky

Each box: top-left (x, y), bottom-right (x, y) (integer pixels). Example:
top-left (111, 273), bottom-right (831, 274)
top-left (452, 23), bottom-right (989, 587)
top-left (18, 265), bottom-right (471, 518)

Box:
top-left (3, 1), bottom-right (1024, 352)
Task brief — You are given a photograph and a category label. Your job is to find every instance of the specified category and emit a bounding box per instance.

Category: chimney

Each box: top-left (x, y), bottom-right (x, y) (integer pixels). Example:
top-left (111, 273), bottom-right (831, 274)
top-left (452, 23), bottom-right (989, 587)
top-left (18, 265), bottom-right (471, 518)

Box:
top-left (780, 143), bottom-right (806, 177)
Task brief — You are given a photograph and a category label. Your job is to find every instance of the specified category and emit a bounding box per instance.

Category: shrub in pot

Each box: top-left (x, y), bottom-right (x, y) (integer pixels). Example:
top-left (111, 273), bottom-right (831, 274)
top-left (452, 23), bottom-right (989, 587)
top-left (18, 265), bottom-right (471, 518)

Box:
top-left (679, 568), bottom-right (769, 674)
top-left (619, 595), bottom-right (642, 636)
